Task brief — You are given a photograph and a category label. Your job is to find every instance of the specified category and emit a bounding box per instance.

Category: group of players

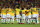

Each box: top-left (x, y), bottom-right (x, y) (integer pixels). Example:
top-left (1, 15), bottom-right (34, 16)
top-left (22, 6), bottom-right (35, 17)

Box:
top-left (1, 6), bottom-right (39, 24)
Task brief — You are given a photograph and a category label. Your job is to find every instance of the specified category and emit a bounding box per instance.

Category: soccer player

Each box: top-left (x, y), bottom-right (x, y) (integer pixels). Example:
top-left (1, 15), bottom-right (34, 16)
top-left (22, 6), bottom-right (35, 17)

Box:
top-left (6, 7), bottom-right (12, 23)
top-left (25, 8), bottom-right (29, 24)
top-left (1, 8), bottom-right (3, 23)
top-left (15, 7), bottom-right (21, 23)
top-left (36, 7), bottom-right (39, 24)
top-left (21, 7), bottom-right (26, 23)
top-left (11, 8), bottom-right (15, 24)
top-left (25, 8), bottom-right (31, 24)
top-left (2, 7), bottom-right (6, 23)
top-left (32, 6), bottom-right (37, 24)
top-left (28, 8), bottom-right (31, 24)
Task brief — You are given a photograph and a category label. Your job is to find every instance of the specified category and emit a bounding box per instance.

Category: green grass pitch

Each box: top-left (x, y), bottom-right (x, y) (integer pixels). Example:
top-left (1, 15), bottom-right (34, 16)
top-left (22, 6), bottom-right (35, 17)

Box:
top-left (0, 19), bottom-right (40, 27)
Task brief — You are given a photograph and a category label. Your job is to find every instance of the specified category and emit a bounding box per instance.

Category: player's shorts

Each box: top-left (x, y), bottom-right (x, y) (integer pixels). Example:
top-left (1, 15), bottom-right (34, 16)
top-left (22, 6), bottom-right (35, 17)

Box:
top-left (1, 14), bottom-right (3, 18)
top-left (11, 16), bottom-right (15, 19)
top-left (7, 14), bottom-right (11, 18)
top-left (28, 15), bottom-right (31, 18)
top-left (32, 14), bottom-right (36, 18)
top-left (36, 14), bottom-right (39, 18)
top-left (2, 14), bottom-right (6, 18)
top-left (16, 14), bottom-right (20, 18)
top-left (25, 16), bottom-right (28, 19)
top-left (22, 14), bottom-right (25, 19)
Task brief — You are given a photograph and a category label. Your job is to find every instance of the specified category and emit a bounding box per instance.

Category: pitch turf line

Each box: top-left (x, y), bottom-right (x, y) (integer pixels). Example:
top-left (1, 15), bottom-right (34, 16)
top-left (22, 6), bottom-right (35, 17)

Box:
top-left (0, 24), bottom-right (40, 27)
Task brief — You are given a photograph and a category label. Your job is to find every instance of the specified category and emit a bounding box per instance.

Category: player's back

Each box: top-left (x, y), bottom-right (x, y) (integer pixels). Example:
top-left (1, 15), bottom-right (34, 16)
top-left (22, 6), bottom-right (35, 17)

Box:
top-left (15, 8), bottom-right (20, 15)
top-left (32, 8), bottom-right (36, 14)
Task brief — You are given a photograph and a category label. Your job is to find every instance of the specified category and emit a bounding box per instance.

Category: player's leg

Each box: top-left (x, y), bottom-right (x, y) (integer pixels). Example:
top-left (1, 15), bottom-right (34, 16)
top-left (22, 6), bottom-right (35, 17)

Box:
top-left (6, 14), bottom-right (8, 23)
top-left (28, 15), bottom-right (31, 24)
top-left (10, 15), bottom-right (12, 24)
top-left (11, 16), bottom-right (15, 23)
top-left (6, 14), bottom-right (10, 23)
top-left (8, 14), bottom-right (11, 23)
top-left (1, 14), bottom-right (3, 23)
top-left (33, 14), bottom-right (36, 24)
top-left (16, 15), bottom-right (19, 23)
top-left (25, 16), bottom-right (28, 24)
top-left (20, 15), bottom-right (22, 23)
top-left (22, 14), bottom-right (25, 23)
top-left (3, 15), bottom-right (6, 23)
top-left (31, 15), bottom-right (33, 23)
top-left (18, 15), bottom-right (20, 23)
top-left (36, 14), bottom-right (39, 24)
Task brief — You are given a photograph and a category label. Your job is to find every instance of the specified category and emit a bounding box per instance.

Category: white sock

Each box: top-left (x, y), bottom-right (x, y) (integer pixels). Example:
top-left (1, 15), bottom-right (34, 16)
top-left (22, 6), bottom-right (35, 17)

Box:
top-left (33, 19), bottom-right (35, 23)
top-left (13, 19), bottom-right (14, 23)
top-left (37, 18), bottom-right (39, 23)
top-left (31, 19), bottom-right (33, 23)
top-left (28, 19), bottom-right (30, 23)
top-left (24, 19), bottom-right (25, 23)
top-left (22, 19), bottom-right (23, 23)
top-left (8, 19), bottom-right (10, 23)
top-left (1, 19), bottom-right (3, 23)
top-left (11, 19), bottom-right (12, 22)
top-left (6, 18), bottom-right (7, 22)
top-left (4, 19), bottom-right (5, 23)
top-left (26, 19), bottom-right (28, 22)
top-left (18, 19), bottom-right (20, 23)
top-left (22, 19), bottom-right (25, 23)
top-left (17, 19), bottom-right (18, 22)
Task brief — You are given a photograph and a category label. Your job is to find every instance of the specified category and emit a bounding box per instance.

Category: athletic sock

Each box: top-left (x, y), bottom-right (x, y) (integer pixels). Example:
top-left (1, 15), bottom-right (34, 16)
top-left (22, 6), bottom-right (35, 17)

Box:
top-left (26, 19), bottom-right (27, 22)
top-left (37, 18), bottom-right (39, 23)
top-left (11, 19), bottom-right (12, 23)
top-left (8, 19), bottom-right (10, 23)
top-left (1, 19), bottom-right (3, 23)
top-left (24, 19), bottom-right (25, 23)
top-left (28, 19), bottom-right (30, 23)
top-left (4, 19), bottom-right (5, 23)
top-left (18, 19), bottom-right (20, 23)
top-left (13, 19), bottom-right (14, 23)
top-left (22, 19), bottom-right (25, 23)
top-left (33, 19), bottom-right (35, 23)
top-left (17, 19), bottom-right (18, 22)
top-left (6, 19), bottom-right (7, 23)
top-left (31, 19), bottom-right (33, 23)
top-left (22, 19), bottom-right (23, 23)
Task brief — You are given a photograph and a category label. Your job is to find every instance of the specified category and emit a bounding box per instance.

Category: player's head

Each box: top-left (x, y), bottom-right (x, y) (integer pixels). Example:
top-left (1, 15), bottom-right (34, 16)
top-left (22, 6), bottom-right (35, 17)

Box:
top-left (22, 7), bottom-right (24, 10)
top-left (17, 6), bottom-right (19, 9)
top-left (3, 7), bottom-right (5, 10)
top-left (27, 7), bottom-right (30, 10)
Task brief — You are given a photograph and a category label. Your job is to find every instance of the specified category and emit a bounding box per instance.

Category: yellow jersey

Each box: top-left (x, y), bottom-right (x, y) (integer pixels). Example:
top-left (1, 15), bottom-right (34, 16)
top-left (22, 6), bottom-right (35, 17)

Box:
top-left (15, 8), bottom-right (20, 15)
top-left (9, 8), bottom-right (12, 11)
top-left (1, 9), bottom-right (3, 14)
top-left (25, 10), bottom-right (29, 16)
top-left (3, 9), bottom-right (6, 15)
top-left (28, 9), bottom-right (31, 15)
top-left (11, 10), bottom-right (15, 16)
top-left (32, 8), bottom-right (36, 14)
top-left (22, 10), bottom-right (26, 14)
top-left (7, 8), bottom-right (12, 14)
top-left (36, 9), bottom-right (39, 14)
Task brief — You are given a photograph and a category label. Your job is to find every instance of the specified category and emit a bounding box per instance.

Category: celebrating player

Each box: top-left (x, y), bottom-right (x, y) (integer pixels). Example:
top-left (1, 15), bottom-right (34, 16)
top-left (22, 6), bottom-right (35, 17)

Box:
top-left (31, 6), bottom-right (37, 24)
top-left (15, 7), bottom-right (21, 23)
top-left (21, 7), bottom-right (26, 23)
top-left (11, 8), bottom-right (15, 24)
top-left (2, 7), bottom-right (6, 23)
top-left (36, 7), bottom-right (39, 24)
